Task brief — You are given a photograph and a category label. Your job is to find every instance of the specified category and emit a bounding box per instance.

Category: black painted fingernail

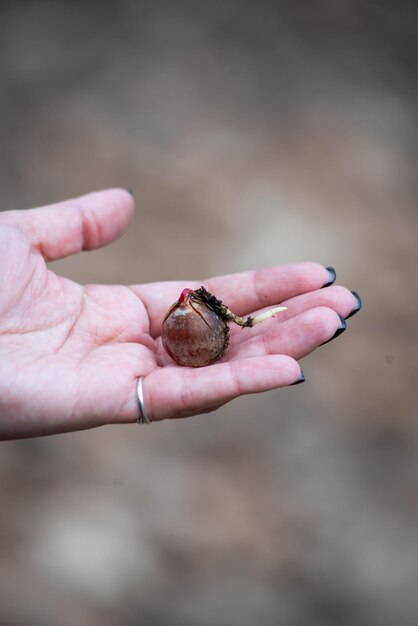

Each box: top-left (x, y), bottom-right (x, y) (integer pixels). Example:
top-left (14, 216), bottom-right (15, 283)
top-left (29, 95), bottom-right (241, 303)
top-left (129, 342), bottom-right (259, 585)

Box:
top-left (290, 370), bottom-right (305, 385)
top-left (345, 291), bottom-right (362, 320)
top-left (322, 266), bottom-right (336, 288)
top-left (320, 314), bottom-right (347, 346)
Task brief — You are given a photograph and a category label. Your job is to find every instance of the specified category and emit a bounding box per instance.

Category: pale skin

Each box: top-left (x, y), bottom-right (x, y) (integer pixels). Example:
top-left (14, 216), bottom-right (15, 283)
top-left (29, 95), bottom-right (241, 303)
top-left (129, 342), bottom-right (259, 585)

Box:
top-left (0, 189), bottom-right (360, 439)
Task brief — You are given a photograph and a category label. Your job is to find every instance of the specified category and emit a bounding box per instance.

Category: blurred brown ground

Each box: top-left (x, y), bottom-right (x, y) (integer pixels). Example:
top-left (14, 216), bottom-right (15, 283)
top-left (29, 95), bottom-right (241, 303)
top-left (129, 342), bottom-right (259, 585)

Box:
top-left (0, 1), bottom-right (417, 625)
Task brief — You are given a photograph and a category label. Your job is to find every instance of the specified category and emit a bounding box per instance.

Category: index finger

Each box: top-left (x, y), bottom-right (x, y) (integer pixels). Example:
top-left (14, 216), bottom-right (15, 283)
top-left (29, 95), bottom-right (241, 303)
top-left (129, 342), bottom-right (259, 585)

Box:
top-left (131, 263), bottom-right (335, 338)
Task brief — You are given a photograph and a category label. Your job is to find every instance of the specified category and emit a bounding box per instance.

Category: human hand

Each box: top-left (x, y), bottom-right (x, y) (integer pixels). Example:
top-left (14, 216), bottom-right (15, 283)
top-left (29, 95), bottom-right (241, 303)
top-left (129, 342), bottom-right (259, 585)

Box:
top-left (0, 189), bottom-right (361, 439)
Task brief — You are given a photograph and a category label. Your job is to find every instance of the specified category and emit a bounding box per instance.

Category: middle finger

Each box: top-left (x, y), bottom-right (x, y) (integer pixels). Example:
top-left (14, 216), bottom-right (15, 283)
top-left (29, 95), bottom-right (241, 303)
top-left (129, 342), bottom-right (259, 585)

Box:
top-left (228, 285), bottom-right (359, 345)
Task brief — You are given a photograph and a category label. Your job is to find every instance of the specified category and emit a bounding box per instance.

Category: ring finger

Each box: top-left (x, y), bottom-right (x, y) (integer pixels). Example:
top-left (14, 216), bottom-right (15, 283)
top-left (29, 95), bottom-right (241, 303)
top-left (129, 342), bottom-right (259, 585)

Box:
top-left (224, 306), bottom-right (347, 362)
top-left (228, 285), bottom-right (360, 345)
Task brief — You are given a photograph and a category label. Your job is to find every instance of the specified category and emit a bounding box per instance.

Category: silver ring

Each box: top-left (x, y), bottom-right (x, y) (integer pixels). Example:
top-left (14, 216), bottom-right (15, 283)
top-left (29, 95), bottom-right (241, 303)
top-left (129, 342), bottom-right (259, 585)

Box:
top-left (137, 377), bottom-right (151, 424)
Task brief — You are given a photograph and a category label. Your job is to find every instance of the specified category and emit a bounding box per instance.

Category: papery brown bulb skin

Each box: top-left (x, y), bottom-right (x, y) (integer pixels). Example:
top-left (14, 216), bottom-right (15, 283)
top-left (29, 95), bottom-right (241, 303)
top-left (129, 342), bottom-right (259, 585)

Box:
top-left (162, 297), bottom-right (229, 367)
top-left (162, 286), bottom-right (287, 367)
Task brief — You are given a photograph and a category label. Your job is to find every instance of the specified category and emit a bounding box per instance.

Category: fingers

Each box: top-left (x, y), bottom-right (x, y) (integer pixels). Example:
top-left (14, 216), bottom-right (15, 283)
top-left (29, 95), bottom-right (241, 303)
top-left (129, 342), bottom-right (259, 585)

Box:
top-left (0, 188), bottom-right (134, 261)
top-left (282, 285), bottom-right (360, 322)
top-left (204, 263), bottom-right (335, 314)
top-left (228, 285), bottom-right (359, 343)
top-left (142, 355), bottom-right (303, 421)
top-left (226, 306), bottom-right (347, 362)
top-left (133, 263), bottom-right (335, 338)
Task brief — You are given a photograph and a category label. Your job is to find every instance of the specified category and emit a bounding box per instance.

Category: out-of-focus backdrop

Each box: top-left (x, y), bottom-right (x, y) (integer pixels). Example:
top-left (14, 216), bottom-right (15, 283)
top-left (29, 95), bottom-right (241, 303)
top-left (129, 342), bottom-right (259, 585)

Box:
top-left (1, 1), bottom-right (417, 624)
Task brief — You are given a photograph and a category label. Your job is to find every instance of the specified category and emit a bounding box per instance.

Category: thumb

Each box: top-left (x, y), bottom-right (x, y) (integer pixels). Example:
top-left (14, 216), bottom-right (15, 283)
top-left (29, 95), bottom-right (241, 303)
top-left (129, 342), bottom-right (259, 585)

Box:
top-left (0, 188), bottom-right (135, 261)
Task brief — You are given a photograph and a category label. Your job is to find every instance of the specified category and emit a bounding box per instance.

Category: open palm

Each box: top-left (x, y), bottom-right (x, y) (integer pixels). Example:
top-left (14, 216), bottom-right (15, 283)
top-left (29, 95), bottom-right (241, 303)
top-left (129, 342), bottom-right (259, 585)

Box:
top-left (0, 189), bottom-right (360, 439)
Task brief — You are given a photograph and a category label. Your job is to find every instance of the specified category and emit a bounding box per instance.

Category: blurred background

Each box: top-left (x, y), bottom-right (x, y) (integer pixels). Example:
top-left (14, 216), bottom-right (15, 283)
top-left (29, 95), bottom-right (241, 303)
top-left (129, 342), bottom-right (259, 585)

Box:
top-left (0, 1), bottom-right (417, 624)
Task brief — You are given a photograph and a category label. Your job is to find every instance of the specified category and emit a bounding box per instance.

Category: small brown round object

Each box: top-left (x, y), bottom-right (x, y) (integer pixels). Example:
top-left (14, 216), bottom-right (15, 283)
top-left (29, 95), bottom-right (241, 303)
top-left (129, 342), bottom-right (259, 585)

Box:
top-left (162, 293), bottom-right (229, 367)
top-left (162, 286), bottom-right (287, 367)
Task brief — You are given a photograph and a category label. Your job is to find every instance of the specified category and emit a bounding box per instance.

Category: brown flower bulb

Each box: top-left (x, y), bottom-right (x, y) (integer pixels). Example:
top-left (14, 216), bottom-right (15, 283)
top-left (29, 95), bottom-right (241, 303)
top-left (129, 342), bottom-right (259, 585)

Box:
top-left (162, 287), bottom-right (287, 368)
